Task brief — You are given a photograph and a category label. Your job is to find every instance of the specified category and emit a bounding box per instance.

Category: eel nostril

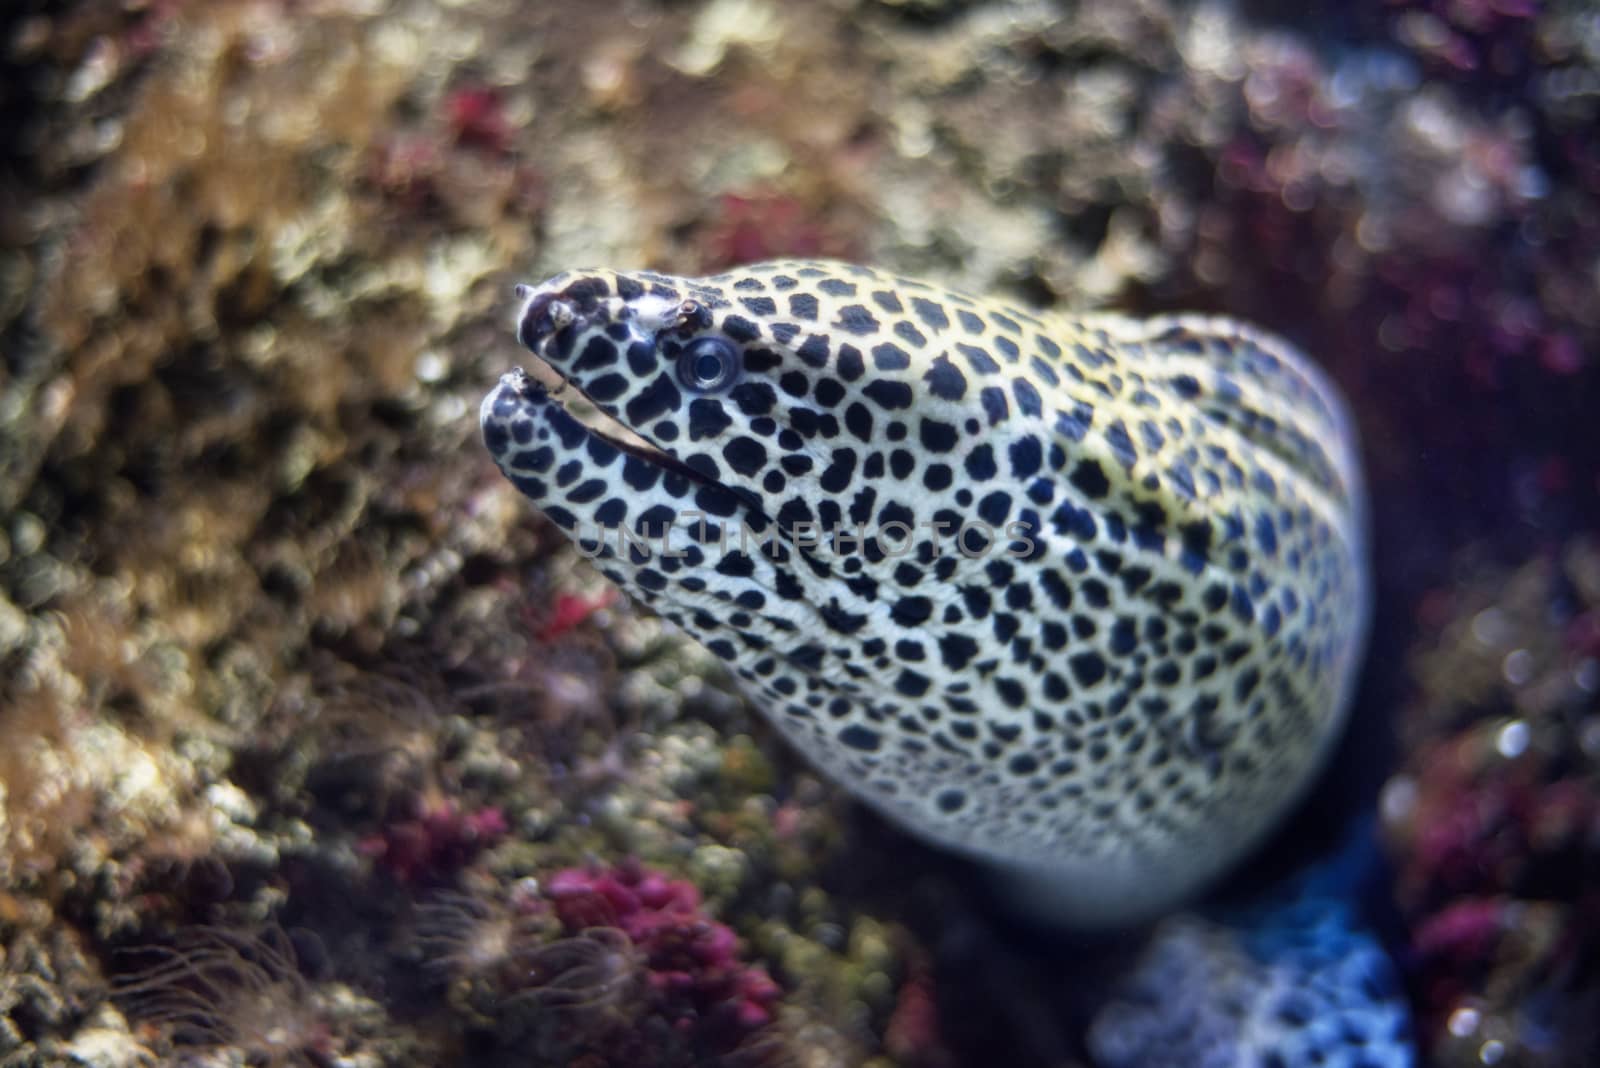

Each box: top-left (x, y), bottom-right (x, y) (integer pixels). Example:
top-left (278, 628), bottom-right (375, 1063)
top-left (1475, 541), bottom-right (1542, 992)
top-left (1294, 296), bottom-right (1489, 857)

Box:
top-left (516, 292), bottom-right (578, 354)
top-left (516, 291), bottom-right (555, 351)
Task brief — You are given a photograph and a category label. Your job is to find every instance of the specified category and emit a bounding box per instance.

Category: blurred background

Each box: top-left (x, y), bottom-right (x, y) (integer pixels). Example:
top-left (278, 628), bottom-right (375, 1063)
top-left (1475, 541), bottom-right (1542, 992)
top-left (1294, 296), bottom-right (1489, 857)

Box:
top-left (1, 1), bottom-right (1598, 1065)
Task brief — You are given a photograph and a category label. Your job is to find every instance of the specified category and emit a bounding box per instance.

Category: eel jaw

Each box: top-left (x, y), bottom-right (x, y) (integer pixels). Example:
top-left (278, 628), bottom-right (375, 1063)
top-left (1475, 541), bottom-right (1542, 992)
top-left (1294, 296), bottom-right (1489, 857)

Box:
top-left (481, 367), bottom-right (764, 517)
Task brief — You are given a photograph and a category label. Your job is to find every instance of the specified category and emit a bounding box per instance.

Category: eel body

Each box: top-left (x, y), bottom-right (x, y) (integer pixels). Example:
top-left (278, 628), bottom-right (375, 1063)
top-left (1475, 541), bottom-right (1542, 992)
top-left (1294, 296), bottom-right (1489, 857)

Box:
top-left (480, 259), bottom-right (1371, 926)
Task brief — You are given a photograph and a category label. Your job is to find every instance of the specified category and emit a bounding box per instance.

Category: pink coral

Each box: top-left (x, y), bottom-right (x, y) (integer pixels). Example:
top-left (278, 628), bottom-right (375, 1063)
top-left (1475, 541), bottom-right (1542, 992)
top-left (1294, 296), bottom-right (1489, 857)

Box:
top-left (358, 800), bottom-right (508, 885)
top-left (533, 589), bottom-right (618, 643)
top-left (886, 955), bottom-right (949, 1067)
top-left (699, 189), bottom-right (861, 271)
top-left (545, 862), bottom-right (782, 1046)
top-left (443, 85), bottom-right (512, 155)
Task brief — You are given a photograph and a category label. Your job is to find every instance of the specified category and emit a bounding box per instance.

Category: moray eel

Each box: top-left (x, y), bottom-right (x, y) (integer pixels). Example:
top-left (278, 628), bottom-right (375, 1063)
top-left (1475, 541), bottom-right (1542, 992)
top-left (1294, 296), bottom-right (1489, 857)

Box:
top-left (480, 259), bottom-right (1371, 926)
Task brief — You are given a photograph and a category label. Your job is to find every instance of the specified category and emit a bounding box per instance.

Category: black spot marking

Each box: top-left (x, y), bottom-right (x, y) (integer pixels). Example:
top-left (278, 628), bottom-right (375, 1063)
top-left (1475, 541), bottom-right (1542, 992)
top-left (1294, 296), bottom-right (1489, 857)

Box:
top-left (872, 289), bottom-right (903, 313)
top-left (788, 293), bottom-right (820, 320)
top-left (797, 335), bottom-right (830, 367)
top-left (624, 374), bottom-right (683, 424)
top-left (689, 398), bottom-right (733, 440)
top-left (575, 335), bottom-right (619, 371)
top-left (1009, 437), bottom-right (1043, 477)
top-left (1008, 754), bottom-right (1038, 776)
top-left (819, 449), bottom-right (857, 493)
top-left (836, 344), bottom-right (865, 381)
top-left (730, 373), bottom-right (784, 416)
top-left (839, 724), bottom-right (881, 751)
top-left (978, 491), bottom-right (1011, 527)
top-left (939, 633), bottom-right (979, 670)
top-left (844, 402), bottom-right (874, 442)
top-left (587, 373), bottom-right (630, 402)
top-left (957, 343), bottom-right (999, 375)
top-left (980, 387), bottom-right (1009, 425)
top-left (864, 380), bottom-right (913, 410)
top-left (621, 455), bottom-right (662, 491)
top-left (821, 599), bottom-right (868, 633)
top-left (920, 419), bottom-right (959, 453)
top-left (1012, 379), bottom-right (1042, 417)
top-left (891, 596), bottom-right (933, 626)
top-left (1104, 420), bottom-right (1136, 470)
top-left (924, 356), bottom-right (967, 400)
top-left (965, 444), bottom-right (996, 480)
top-left (836, 305), bottom-right (880, 335)
top-left (722, 315), bottom-right (760, 342)
top-left (896, 669), bottom-right (931, 697)
top-left (722, 436), bottom-right (767, 475)
top-left (872, 342), bottom-right (910, 371)
top-left (1056, 402), bottom-right (1092, 442)
top-left (995, 678), bottom-right (1026, 708)
top-left (1110, 618), bottom-right (1137, 655)
top-left (1038, 569), bottom-right (1072, 610)
top-left (894, 321), bottom-right (927, 347)
top-left (1069, 459), bottom-right (1110, 499)
top-left (1069, 651), bottom-right (1107, 687)
top-left (910, 297), bottom-right (949, 331)
top-left (813, 377), bottom-right (846, 407)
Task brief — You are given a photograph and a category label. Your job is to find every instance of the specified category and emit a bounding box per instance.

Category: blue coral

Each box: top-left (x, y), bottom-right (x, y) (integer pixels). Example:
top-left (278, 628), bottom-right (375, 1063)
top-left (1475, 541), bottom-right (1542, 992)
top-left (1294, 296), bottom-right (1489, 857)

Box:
top-left (1091, 820), bottom-right (1414, 1068)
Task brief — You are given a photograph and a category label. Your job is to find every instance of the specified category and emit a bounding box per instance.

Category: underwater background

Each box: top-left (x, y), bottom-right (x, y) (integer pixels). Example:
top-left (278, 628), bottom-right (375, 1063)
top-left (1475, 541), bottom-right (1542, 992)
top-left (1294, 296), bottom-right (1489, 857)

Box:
top-left (2, 0), bottom-right (1598, 1065)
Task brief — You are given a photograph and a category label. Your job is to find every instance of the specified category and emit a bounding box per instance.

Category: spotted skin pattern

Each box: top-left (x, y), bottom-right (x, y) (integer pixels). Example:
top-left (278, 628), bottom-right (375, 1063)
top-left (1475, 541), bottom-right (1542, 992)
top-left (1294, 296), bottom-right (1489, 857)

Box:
top-left (480, 259), bottom-right (1371, 924)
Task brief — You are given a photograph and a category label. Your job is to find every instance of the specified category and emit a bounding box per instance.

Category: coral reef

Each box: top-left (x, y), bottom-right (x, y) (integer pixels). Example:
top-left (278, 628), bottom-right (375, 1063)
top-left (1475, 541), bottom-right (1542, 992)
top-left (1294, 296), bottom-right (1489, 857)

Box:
top-left (114, 926), bottom-right (347, 1067)
top-left (0, 0), bottom-right (1598, 1065)
top-left (1093, 822), bottom-right (1413, 1068)
top-left (1381, 540), bottom-right (1600, 1067)
top-left (547, 863), bottom-right (783, 1038)
top-left (1092, 909), bottom-right (1409, 1068)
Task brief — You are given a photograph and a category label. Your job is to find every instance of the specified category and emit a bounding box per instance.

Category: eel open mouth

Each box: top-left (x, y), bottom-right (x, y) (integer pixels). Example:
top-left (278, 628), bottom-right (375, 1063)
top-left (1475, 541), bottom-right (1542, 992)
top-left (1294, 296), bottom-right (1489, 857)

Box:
top-left (490, 277), bottom-right (768, 523)
top-left (494, 364), bottom-right (764, 519)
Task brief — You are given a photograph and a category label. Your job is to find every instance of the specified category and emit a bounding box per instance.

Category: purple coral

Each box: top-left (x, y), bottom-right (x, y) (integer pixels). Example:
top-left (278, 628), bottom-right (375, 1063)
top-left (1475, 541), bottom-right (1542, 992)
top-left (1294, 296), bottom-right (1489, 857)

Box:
top-left (544, 861), bottom-right (783, 1048)
top-left (443, 85), bottom-right (513, 155)
top-left (358, 799), bottom-right (508, 885)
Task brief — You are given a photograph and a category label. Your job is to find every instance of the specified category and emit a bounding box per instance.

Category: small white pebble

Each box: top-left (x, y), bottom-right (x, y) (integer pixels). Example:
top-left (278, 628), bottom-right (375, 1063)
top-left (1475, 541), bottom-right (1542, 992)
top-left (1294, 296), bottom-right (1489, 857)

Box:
top-left (1447, 1005), bottom-right (1480, 1038)
top-left (1380, 776), bottom-right (1418, 827)
top-left (1575, 659), bottom-right (1599, 695)
top-left (205, 781), bottom-right (259, 824)
top-left (1579, 716), bottom-right (1600, 758)
top-left (415, 351), bottom-right (449, 383)
top-left (432, 393), bottom-right (468, 426)
top-left (1501, 648), bottom-right (1535, 686)
top-left (1480, 1038), bottom-right (1506, 1065)
top-left (508, 876), bottom-right (542, 909)
top-left (11, 512), bottom-right (45, 556)
top-left (1472, 608), bottom-right (1509, 647)
top-left (1495, 720), bottom-right (1530, 760)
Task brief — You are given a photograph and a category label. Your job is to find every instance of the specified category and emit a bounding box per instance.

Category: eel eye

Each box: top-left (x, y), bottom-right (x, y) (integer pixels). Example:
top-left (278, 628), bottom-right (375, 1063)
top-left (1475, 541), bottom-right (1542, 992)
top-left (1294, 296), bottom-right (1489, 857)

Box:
top-left (676, 336), bottom-right (740, 393)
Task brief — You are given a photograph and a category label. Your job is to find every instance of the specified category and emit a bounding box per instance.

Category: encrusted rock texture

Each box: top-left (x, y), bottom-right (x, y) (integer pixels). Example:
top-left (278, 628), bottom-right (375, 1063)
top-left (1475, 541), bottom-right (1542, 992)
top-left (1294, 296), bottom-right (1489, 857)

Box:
top-left (0, 1), bottom-right (1596, 1065)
